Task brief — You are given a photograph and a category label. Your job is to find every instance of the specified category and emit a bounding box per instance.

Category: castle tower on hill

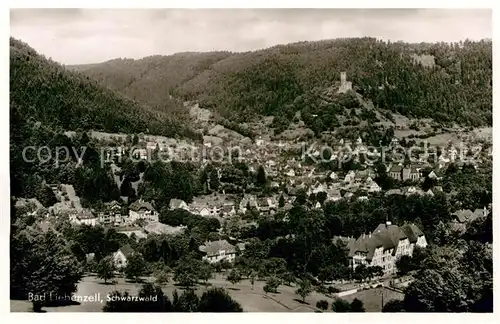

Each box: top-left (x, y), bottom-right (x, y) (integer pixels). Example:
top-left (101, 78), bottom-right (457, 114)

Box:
top-left (341, 72), bottom-right (347, 84)
top-left (338, 71), bottom-right (352, 94)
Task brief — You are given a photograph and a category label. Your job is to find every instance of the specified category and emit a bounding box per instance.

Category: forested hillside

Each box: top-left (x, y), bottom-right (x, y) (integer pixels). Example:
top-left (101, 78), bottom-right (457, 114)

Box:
top-left (75, 37), bottom-right (492, 129)
top-left (68, 51), bottom-right (232, 119)
top-left (10, 37), bottom-right (198, 139)
top-left (10, 38), bottom-right (200, 199)
top-left (178, 38), bottom-right (492, 127)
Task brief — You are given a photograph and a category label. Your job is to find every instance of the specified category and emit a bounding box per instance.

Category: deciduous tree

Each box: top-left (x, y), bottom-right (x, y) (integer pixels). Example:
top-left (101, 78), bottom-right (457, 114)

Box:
top-left (295, 278), bottom-right (313, 303)
top-left (97, 255), bottom-right (116, 284)
top-left (226, 269), bottom-right (242, 287)
top-left (125, 253), bottom-right (148, 282)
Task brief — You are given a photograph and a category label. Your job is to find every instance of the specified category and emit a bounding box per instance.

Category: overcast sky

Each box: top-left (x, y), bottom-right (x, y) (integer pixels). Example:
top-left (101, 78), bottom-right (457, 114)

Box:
top-left (10, 8), bottom-right (492, 65)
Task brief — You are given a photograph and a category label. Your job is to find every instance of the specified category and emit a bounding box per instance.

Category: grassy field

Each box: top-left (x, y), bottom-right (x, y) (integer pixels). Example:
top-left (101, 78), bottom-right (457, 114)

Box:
top-left (11, 274), bottom-right (404, 313)
top-left (340, 287), bottom-right (404, 312)
top-left (11, 274), bottom-right (338, 312)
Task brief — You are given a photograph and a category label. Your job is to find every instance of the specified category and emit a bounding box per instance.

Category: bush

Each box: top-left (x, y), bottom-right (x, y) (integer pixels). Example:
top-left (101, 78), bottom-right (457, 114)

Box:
top-left (198, 287), bottom-right (243, 312)
top-left (409, 123), bottom-right (420, 131)
top-left (315, 285), bottom-right (328, 294)
top-left (263, 276), bottom-right (281, 294)
top-left (382, 299), bottom-right (405, 312)
top-left (103, 285), bottom-right (243, 312)
top-left (316, 300), bottom-right (329, 310)
top-left (350, 298), bottom-right (365, 312)
top-left (332, 298), bottom-right (351, 312)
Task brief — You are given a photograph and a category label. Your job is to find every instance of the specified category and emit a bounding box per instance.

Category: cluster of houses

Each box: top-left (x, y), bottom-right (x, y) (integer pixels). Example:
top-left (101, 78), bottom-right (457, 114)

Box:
top-left (100, 132), bottom-right (203, 163)
top-left (451, 206), bottom-right (490, 232)
top-left (53, 126), bottom-right (492, 267)
top-left (74, 148), bottom-right (474, 233)
top-left (291, 170), bottom-right (381, 195)
top-left (67, 199), bottom-right (159, 228)
top-left (168, 194), bottom-right (283, 220)
top-left (68, 198), bottom-right (191, 242)
top-left (218, 136), bottom-right (457, 206)
top-left (387, 165), bottom-right (422, 181)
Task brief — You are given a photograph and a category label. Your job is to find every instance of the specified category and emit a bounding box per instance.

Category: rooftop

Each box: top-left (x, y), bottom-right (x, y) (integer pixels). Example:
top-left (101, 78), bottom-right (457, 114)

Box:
top-left (389, 165), bottom-right (403, 173)
top-left (169, 199), bottom-right (187, 209)
top-left (117, 245), bottom-right (135, 258)
top-left (129, 200), bottom-right (155, 212)
top-left (348, 223), bottom-right (425, 261)
top-left (452, 209), bottom-right (474, 223)
top-left (199, 239), bottom-right (236, 257)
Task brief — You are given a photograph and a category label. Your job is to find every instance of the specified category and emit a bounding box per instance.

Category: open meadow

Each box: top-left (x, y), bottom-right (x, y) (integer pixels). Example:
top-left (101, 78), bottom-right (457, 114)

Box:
top-left (11, 274), bottom-right (397, 313)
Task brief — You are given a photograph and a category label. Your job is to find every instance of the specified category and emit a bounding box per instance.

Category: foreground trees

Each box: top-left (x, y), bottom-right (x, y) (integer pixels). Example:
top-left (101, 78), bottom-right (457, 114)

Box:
top-left (402, 242), bottom-right (492, 312)
top-left (226, 269), bottom-right (242, 287)
top-left (124, 253), bottom-right (148, 282)
top-left (331, 298), bottom-right (351, 312)
top-left (10, 226), bottom-right (83, 312)
top-left (173, 256), bottom-right (213, 288)
top-left (350, 298), bottom-right (366, 312)
top-left (295, 279), bottom-right (313, 303)
top-left (395, 255), bottom-right (414, 276)
top-left (198, 288), bottom-right (243, 312)
top-left (263, 277), bottom-right (281, 294)
top-left (330, 298), bottom-right (365, 312)
top-left (97, 256), bottom-right (116, 284)
top-left (104, 284), bottom-right (242, 312)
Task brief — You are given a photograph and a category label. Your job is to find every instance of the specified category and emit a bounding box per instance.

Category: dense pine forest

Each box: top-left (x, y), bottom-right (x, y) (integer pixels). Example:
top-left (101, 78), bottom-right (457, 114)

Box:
top-left (73, 37), bottom-right (492, 128)
top-left (70, 51), bottom-right (232, 114)
top-left (10, 37), bottom-right (198, 138)
top-left (9, 37), bottom-right (199, 199)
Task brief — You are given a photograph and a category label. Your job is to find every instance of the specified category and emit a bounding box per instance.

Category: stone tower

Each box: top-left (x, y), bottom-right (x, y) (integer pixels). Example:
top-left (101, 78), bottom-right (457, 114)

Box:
top-left (338, 71), bottom-right (352, 94)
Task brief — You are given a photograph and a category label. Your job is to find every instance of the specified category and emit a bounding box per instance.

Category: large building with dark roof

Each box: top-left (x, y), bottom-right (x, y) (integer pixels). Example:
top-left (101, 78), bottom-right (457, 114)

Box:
top-left (346, 221), bottom-right (427, 275)
top-left (128, 199), bottom-right (158, 223)
top-left (199, 239), bottom-right (244, 264)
